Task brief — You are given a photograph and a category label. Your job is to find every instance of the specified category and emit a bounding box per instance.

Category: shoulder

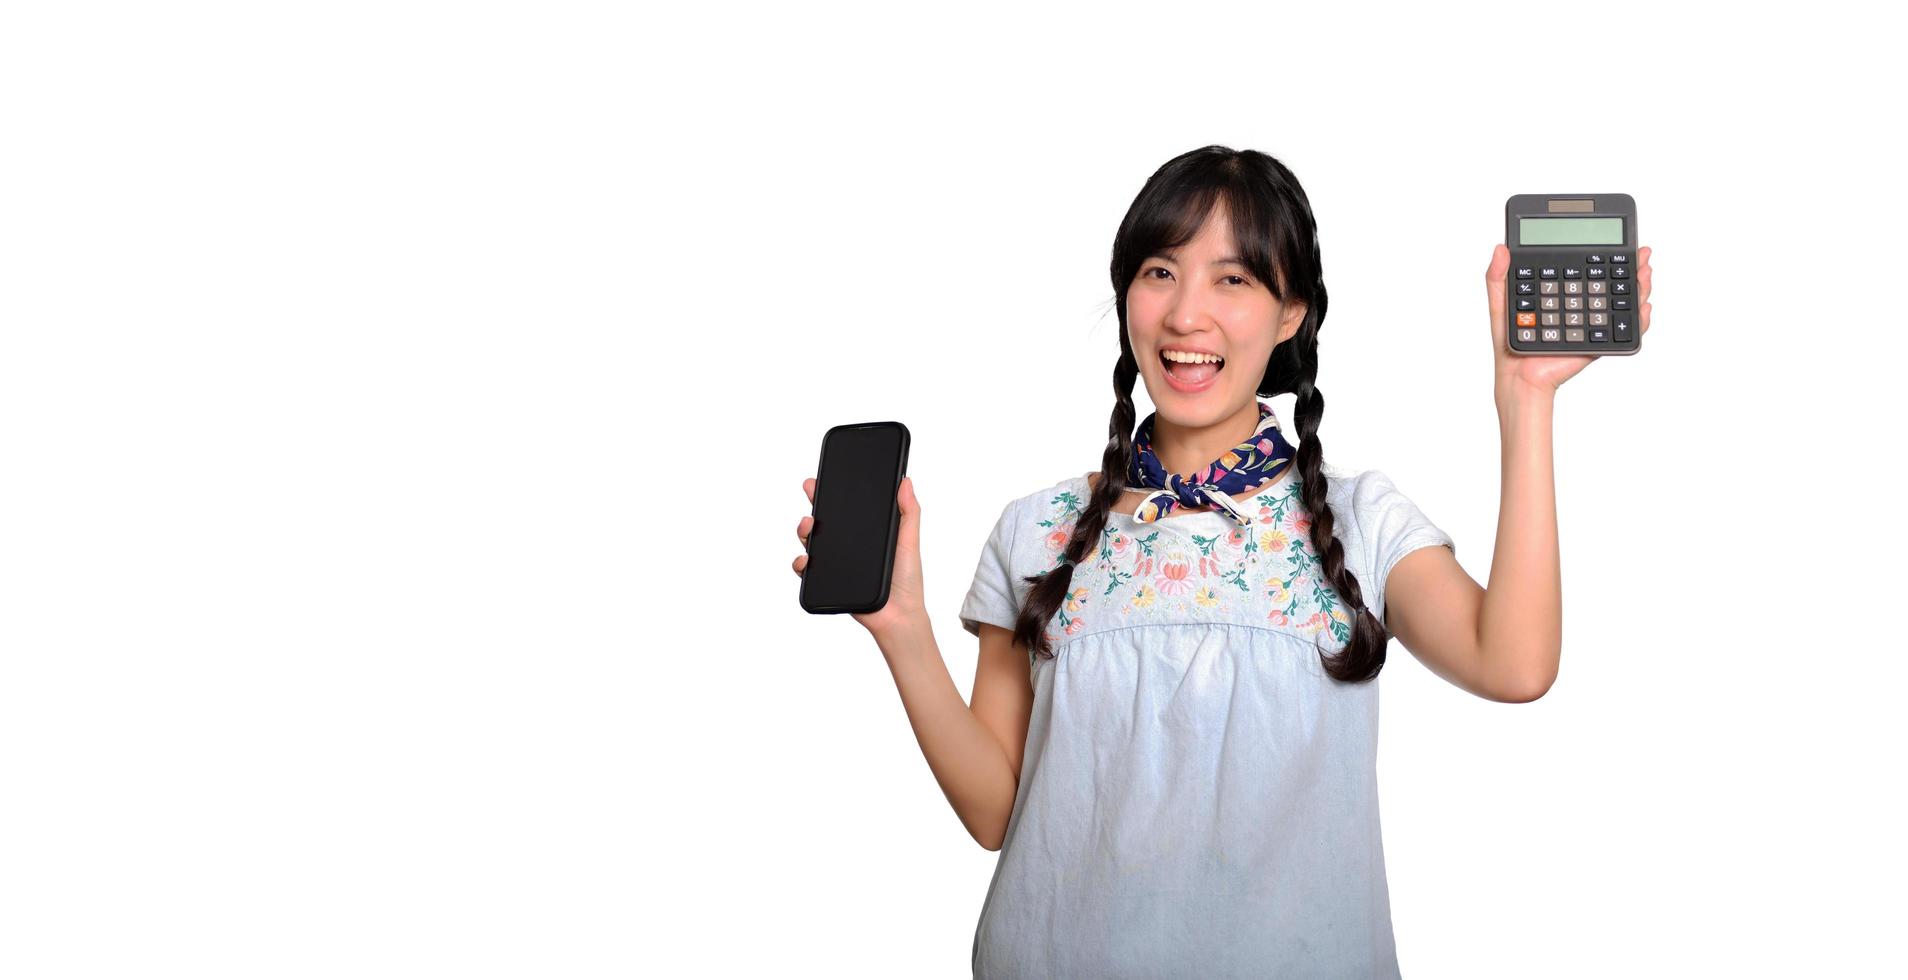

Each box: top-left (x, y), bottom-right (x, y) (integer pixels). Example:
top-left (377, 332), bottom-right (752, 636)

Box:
top-left (1317, 464), bottom-right (1455, 571)
top-left (1317, 463), bottom-right (1405, 509)
top-left (978, 474), bottom-right (1090, 573)
top-left (1314, 465), bottom-right (1436, 558)
top-left (1008, 472), bottom-right (1092, 526)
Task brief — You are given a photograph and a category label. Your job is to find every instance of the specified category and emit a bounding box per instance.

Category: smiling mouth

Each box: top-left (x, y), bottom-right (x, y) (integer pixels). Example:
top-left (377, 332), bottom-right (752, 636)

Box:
top-left (1160, 351), bottom-right (1225, 383)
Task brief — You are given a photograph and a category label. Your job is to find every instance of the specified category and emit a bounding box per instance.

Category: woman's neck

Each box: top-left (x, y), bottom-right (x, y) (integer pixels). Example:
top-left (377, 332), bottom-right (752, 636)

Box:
top-left (1150, 401), bottom-right (1267, 476)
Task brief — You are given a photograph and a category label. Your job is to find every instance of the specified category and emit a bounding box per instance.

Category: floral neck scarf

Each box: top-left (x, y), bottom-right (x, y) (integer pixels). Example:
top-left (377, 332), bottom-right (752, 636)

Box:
top-left (1126, 400), bottom-right (1298, 526)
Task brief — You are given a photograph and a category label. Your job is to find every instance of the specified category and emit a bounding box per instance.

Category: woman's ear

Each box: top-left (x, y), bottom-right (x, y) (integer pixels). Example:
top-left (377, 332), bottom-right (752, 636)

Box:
top-left (1277, 301), bottom-right (1308, 344)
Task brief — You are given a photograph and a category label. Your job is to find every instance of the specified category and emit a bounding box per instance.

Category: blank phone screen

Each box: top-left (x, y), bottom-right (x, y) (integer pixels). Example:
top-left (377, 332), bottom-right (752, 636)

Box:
top-left (807, 424), bottom-right (905, 610)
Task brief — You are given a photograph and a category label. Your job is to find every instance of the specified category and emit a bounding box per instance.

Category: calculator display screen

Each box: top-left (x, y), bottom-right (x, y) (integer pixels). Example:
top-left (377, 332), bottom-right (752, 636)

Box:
top-left (1519, 217), bottom-right (1624, 246)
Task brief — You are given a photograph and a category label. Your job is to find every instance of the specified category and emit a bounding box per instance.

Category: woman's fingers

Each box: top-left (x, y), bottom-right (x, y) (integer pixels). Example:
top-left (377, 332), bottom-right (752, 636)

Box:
top-left (1636, 246), bottom-right (1652, 333)
top-left (1485, 244), bottom-right (1509, 343)
top-left (794, 477), bottom-right (818, 577)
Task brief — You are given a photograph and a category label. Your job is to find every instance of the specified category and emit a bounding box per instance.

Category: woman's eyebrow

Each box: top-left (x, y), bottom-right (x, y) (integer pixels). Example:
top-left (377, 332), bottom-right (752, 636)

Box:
top-left (1152, 250), bottom-right (1246, 267)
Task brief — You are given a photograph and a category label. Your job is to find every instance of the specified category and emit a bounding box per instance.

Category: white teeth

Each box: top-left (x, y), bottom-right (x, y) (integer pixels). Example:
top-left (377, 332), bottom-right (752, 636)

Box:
top-left (1161, 350), bottom-right (1224, 364)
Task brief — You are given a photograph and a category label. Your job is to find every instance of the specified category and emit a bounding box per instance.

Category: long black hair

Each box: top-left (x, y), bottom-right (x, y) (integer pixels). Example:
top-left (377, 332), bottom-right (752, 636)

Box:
top-left (1009, 144), bottom-right (1391, 683)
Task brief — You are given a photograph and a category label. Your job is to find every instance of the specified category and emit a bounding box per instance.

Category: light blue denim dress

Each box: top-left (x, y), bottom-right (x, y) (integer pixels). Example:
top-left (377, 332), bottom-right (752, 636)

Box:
top-left (957, 464), bottom-right (1455, 979)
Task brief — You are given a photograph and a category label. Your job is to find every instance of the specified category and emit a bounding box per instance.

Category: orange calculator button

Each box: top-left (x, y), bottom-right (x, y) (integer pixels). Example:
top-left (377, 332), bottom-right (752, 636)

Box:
top-left (1515, 312), bottom-right (1537, 327)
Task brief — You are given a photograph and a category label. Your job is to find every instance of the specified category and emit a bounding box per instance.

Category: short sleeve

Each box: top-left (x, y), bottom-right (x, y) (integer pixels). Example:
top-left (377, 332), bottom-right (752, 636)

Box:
top-left (1354, 469), bottom-right (1456, 627)
top-left (958, 497), bottom-right (1024, 638)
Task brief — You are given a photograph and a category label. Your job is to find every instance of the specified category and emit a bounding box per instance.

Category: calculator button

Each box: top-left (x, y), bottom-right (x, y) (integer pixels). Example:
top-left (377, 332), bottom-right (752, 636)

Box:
top-left (1540, 296), bottom-right (1559, 311)
top-left (1588, 312), bottom-right (1607, 326)
top-left (1539, 281), bottom-right (1559, 295)
top-left (1613, 316), bottom-right (1633, 342)
top-left (1542, 328), bottom-right (1562, 342)
top-left (1563, 280), bottom-right (1582, 295)
top-left (1612, 298), bottom-right (1632, 310)
top-left (1563, 266), bottom-right (1582, 278)
top-left (1586, 254), bottom-right (1605, 263)
top-left (1516, 266), bottom-right (1534, 279)
top-left (1541, 313), bottom-right (1560, 326)
top-left (1565, 328), bottom-right (1586, 343)
top-left (1586, 267), bottom-right (1606, 279)
top-left (1588, 296), bottom-right (1607, 310)
top-left (1563, 296), bottom-right (1583, 310)
top-left (1589, 328), bottom-right (1609, 342)
top-left (1611, 281), bottom-right (1631, 295)
top-left (1611, 266), bottom-right (1629, 279)
top-left (1565, 312), bottom-right (1583, 326)
top-left (1587, 280), bottom-right (1607, 294)
top-left (1516, 312), bottom-right (1537, 326)
top-left (1516, 297), bottom-right (1535, 311)
top-left (1516, 281), bottom-right (1535, 295)
top-left (1540, 266), bottom-right (1558, 278)
top-left (1517, 327), bottom-right (1535, 342)
top-left (1610, 253), bottom-right (1629, 264)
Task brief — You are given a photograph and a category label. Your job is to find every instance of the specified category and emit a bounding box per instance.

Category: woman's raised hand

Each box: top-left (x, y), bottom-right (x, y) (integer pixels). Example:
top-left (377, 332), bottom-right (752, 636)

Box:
top-left (1486, 243), bottom-right (1653, 398)
top-left (795, 476), bottom-right (929, 640)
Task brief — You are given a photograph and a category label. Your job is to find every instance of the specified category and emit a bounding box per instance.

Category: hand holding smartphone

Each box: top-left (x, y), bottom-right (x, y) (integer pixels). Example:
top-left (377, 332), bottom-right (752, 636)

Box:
top-left (794, 421), bottom-right (927, 638)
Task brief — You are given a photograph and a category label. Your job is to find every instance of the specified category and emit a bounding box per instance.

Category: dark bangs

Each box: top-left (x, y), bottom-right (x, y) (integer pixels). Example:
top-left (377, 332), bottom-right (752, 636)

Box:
top-left (1109, 150), bottom-right (1305, 310)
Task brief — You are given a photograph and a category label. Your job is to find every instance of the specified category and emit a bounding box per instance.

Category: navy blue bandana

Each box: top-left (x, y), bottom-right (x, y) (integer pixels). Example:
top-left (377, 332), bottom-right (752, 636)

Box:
top-left (1126, 401), bottom-right (1298, 526)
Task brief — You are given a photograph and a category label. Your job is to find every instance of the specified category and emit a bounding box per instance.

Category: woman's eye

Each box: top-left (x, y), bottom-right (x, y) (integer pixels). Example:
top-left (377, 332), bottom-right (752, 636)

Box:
top-left (1141, 268), bottom-right (1247, 285)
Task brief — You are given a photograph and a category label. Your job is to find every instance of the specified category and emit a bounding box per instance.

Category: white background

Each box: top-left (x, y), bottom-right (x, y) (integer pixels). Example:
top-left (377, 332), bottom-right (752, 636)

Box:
top-left (3, 2), bottom-right (1902, 977)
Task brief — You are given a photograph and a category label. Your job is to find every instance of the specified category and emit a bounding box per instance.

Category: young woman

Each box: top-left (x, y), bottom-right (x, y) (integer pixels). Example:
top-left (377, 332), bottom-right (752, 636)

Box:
top-left (792, 145), bottom-right (1653, 977)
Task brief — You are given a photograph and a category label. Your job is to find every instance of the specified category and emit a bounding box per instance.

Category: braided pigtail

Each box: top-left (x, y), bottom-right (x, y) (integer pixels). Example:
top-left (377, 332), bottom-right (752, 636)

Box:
top-left (1285, 363), bottom-right (1391, 682)
top-left (1013, 350), bottom-right (1139, 661)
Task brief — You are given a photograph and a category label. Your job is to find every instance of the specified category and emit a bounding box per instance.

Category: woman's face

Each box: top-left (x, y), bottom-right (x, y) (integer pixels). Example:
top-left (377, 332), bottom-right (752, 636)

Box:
top-left (1126, 204), bottom-right (1307, 424)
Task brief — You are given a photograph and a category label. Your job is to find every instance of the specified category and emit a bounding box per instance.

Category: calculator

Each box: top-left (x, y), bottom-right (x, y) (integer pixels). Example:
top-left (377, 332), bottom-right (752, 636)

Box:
top-left (1505, 193), bottom-right (1639, 355)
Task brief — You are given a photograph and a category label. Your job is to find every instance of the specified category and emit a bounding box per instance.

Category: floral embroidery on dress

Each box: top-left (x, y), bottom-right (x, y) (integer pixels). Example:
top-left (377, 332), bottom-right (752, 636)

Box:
top-left (1035, 476), bottom-right (1354, 646)
top-left (1034, 488), bottom-right (1087, 641)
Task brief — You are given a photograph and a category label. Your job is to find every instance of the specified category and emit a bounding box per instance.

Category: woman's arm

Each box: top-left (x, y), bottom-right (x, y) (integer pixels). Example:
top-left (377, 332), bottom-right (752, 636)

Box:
top-left (875, 616), bottom-right (1022, 851)
top-left (793, 477), bottom-right (1019, 850)
top-left (1479, 384), bottom-right (1563, 698)
top-left (1387, 245), bottom-right (1654, 702)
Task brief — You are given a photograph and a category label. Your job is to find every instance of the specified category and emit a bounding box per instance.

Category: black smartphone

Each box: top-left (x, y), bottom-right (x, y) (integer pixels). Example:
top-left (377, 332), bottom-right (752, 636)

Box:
top-left (799, 421), bottom-right (910, 616)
